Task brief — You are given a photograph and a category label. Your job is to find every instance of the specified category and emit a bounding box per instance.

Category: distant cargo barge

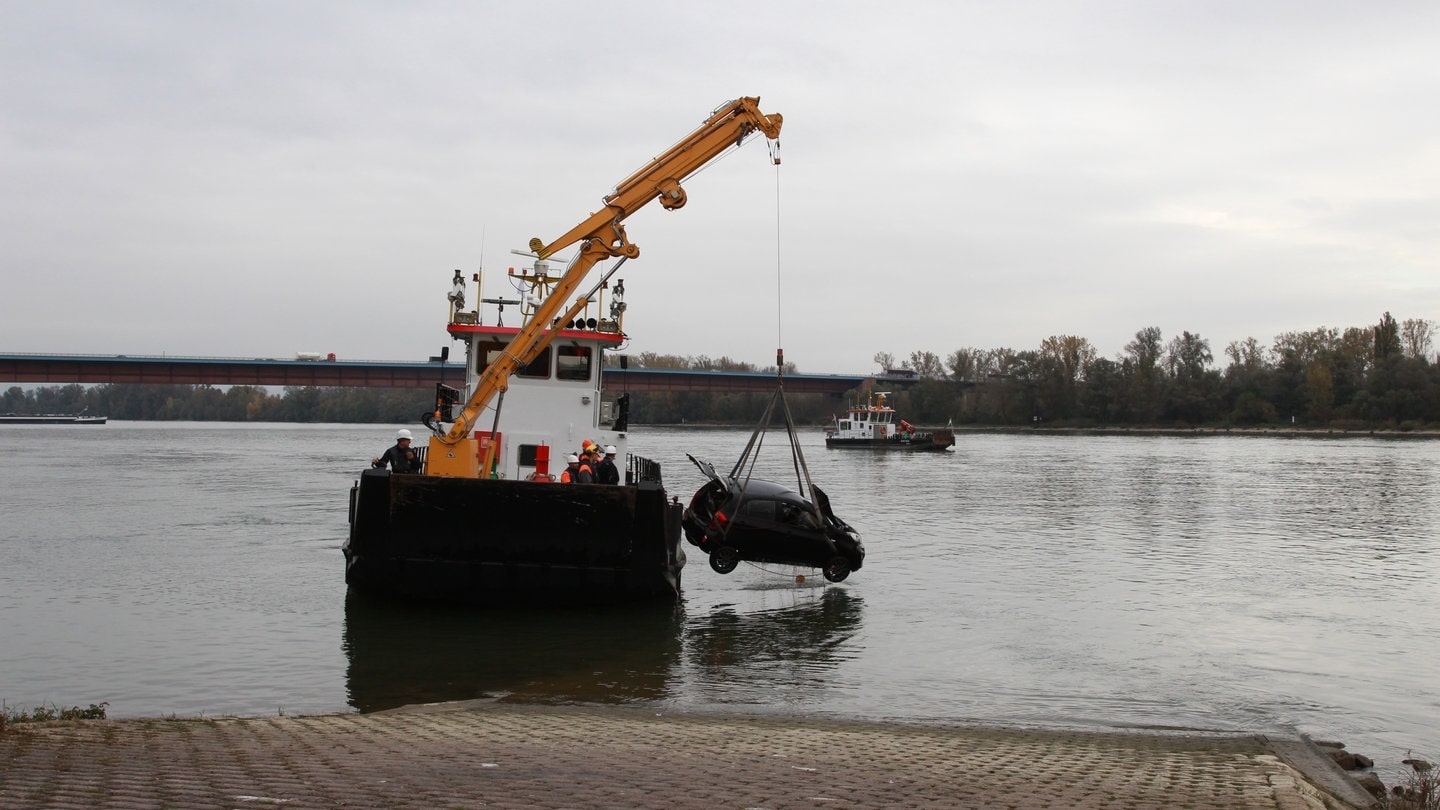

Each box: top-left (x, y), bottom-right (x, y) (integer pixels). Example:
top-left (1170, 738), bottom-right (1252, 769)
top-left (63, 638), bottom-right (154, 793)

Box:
top-left (0, 413), bottom-right (108, 425)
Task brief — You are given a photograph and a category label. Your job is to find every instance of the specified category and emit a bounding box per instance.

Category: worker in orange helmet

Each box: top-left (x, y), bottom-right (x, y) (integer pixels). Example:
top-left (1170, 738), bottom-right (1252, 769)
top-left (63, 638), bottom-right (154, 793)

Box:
top-left (575, 449), bottom-right (596, 484)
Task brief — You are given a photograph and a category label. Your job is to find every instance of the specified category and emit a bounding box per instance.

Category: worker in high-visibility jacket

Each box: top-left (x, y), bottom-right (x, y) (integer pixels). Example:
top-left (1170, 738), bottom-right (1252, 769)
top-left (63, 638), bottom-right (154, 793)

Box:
top-left (574, 448), bottom-right (597, 483)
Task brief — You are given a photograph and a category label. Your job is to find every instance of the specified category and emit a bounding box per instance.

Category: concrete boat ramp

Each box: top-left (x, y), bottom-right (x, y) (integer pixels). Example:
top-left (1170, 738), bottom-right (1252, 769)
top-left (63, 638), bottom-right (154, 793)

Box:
top-left (0, 702), bottom-right (1378, 809)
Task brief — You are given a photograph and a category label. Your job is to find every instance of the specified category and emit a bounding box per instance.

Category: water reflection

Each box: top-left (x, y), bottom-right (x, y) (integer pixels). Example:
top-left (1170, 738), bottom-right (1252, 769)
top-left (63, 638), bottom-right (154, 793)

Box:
top-left (680, 587), bottom-right (865, 706)
top-left (343, 591), bottom-right (684, 712)
top-left (343, 585), bottom-right (866, 713)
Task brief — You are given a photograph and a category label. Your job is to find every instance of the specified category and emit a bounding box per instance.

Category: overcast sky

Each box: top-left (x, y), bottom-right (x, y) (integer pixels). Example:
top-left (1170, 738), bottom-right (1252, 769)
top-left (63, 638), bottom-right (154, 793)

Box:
top-left (3, 1), bottom-right (1437, 374)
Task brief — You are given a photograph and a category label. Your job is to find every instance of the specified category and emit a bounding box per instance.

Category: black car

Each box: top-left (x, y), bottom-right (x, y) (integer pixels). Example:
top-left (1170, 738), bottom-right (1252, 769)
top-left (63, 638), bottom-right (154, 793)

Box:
top-left (682, 457), bottom-right (864, 582)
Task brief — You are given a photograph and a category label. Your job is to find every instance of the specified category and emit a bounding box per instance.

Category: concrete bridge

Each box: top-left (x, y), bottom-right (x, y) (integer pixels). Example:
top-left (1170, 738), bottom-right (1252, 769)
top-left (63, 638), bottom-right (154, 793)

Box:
top-left (0, 353), bottom-right (910, 395)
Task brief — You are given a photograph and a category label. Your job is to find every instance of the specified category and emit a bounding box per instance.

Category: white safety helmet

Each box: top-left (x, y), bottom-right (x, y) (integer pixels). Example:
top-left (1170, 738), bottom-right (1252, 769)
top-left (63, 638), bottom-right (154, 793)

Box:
top-left (566, 453), bottom-right (580, 463)
top-left (604, 445), bottom-right (617, 455)
top-left (396, 429), bottom-right (413, 440)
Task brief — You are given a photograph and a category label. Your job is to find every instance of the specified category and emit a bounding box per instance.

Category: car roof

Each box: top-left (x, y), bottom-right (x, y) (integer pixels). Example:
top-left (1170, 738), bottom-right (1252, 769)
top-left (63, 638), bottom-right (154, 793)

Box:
top-left (687, 455), bottom-right (811, 505)
top-left (724, 477), bottom-right (805, 503)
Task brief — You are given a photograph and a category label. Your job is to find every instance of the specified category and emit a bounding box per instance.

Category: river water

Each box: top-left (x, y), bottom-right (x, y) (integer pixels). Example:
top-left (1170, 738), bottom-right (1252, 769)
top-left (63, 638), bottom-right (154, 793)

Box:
top-left (2, 422), bottom-right (1437, 776)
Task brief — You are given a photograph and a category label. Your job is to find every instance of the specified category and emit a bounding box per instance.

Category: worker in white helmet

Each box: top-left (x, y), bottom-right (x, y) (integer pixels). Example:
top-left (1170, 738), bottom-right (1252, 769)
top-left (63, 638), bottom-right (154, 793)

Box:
top-left (559, 453), bottom-right (581, 483)
top-left (596, 444), bottom-right (620, 484)
top-left (371, 428), bottom-right (420, 473)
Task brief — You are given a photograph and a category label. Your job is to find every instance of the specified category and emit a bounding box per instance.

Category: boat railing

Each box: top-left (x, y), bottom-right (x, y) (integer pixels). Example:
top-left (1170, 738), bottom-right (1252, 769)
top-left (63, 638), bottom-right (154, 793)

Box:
top-left (627, 453), bottom-right (663, 485)
top-left (407, 446), bottom-right (670, 481)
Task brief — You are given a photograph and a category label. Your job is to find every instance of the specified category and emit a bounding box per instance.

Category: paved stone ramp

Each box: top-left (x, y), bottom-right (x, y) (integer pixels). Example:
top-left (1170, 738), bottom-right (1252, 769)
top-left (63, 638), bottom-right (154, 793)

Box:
top-left (1, 703), bottom-right (1362, 809)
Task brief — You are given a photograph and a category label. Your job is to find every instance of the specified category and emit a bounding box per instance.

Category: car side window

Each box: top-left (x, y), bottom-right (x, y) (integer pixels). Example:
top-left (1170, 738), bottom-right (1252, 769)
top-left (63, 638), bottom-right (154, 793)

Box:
top-left (740, 499), bottom-right (777, 522)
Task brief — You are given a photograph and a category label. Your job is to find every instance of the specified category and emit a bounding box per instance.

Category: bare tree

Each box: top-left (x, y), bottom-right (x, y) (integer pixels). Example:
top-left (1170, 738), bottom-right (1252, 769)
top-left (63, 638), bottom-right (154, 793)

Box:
top-left (985, 348), bottom-right (1020, 377)
top-left (1039, 335), bottom-right (1097, 384)
top-left (1400, 318), bottom-right (1435, 360)
top-left (1271, 326), bottom-right (1339, 365)
top-left (1125, 327), bottom-right (1164, 373)
top-left (946, 348), bottom-right (985, 383)
top-left (906, 350), bottom-right (947, 379)
top-left (1165, 331), bottom-right (1213, 379)
top-left (1224, 337), bottom-right (1268, 371)
top-left (1036, 335), bottom-right (1097, 419)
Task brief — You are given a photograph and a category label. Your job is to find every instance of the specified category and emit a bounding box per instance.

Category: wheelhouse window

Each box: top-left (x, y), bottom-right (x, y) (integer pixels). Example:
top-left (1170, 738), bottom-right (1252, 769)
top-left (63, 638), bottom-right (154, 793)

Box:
top-left (475, 341), bottom-right (504, 375)
top-left (519, 347), bottom-right (551, 378)
top-left (474, 341), bottom-right (551, 379)
top-left (556, 345), bottom-right (592, 381)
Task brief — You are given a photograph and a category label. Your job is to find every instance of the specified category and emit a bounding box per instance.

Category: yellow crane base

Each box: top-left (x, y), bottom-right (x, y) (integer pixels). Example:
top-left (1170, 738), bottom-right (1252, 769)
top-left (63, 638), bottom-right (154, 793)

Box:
top-left (426, 436), bottom-right (479, 478)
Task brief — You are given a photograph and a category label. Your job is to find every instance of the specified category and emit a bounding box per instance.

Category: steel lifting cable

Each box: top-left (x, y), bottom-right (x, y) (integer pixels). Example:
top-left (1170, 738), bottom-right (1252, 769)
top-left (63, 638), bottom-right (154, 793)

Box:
top-left (772, 137), bottom-right (784, 379)
top-left (726, 141), bottom-right (819, 517)
top-left (766, 135), bottom-right (816, 501)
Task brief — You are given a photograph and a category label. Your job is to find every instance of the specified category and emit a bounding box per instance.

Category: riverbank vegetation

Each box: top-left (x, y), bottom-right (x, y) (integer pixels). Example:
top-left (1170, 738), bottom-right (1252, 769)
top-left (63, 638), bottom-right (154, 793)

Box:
top-left (1381, 754), bottom-right (1439, 810)
top-left (895, 312), bottom-right (1439, 431)
top-left (5, 313), bottom-right (1437, 431)
top-left (0, 702), bottom-right (108, 734)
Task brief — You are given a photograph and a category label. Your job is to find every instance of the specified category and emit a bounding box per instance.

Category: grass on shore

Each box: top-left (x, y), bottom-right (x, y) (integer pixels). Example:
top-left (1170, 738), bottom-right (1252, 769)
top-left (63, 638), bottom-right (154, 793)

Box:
top-left (0, 702), bottom-right (109, 734)
top-left (1381, 753), bottom-right (1438, 810)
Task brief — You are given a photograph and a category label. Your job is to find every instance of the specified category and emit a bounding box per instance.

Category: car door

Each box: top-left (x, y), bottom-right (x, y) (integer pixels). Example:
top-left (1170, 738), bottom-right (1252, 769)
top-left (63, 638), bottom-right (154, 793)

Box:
top-left (735, 497), bottom-right (824, 565)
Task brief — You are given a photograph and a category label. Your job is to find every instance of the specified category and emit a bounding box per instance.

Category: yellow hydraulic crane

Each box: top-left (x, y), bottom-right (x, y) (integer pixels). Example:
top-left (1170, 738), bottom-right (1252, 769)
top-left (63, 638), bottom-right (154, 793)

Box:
top-left (426, 96), bottom-right (783, 478)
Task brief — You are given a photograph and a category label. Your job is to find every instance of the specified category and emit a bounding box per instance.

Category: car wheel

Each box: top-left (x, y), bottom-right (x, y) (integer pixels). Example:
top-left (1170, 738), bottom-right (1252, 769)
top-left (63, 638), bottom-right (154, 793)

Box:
top-left (823, 556), bottom-right (851, 582)
top-left (709, 545), bottom-right (740, 574)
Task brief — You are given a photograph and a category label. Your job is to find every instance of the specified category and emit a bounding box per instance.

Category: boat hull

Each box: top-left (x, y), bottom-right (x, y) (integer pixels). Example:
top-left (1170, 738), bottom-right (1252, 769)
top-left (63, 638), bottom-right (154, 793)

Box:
top-left (0, 415), bottom-right (107, 425)
top-left (825, 428), bottom-right (955, 451)
top-left (344, 469), bottom-right (685, 606)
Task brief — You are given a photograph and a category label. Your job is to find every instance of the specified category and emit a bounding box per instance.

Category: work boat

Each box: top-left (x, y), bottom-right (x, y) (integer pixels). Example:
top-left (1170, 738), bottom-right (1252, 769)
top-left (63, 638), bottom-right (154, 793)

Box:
top-left (344, 95), bottom-right (783, 606)
top-left (824, 391), bottom-right (955, 451)
top-left (344, 262), bottom-right (685, 605)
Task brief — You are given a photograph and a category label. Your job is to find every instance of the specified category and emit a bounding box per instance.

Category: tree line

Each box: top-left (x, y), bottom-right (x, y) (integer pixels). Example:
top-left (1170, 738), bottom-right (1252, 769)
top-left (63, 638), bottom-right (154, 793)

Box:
top-left (2, 383), bottom-right (428, 423)
top-left (5, 313), bottom-right (1437, 429)
top-left (873, 312), bottom-right (1439, 429)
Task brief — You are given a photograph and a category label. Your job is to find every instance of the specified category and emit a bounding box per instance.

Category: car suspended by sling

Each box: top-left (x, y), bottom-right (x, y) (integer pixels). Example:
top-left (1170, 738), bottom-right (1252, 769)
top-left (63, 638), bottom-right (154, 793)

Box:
top-left (679, 376), bottom-right (865, 583)
top-left (681, 455), bottom-right (865, 582)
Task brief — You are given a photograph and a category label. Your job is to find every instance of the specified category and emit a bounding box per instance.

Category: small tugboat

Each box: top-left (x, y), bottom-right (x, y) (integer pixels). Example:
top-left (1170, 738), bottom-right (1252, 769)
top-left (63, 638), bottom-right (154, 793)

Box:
top-left (344, 96), bottom-right (783, 606)
top-left (824, 391), bottom-right (954, 451)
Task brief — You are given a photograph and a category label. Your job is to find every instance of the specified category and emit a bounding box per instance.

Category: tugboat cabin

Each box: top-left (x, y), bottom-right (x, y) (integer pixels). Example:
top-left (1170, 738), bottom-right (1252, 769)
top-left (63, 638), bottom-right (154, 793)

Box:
top-left (834, 392), bottom-right (900, 441)
top-left (441, 265), bottom-right (632, 482)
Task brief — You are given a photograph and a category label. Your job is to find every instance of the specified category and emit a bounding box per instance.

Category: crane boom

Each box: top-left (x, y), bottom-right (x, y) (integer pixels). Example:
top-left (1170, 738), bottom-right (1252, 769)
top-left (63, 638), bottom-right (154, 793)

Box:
top-left (532, 96), bottom-right (783, 261)
top-left (426, 97), bottom-right (782, 478)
